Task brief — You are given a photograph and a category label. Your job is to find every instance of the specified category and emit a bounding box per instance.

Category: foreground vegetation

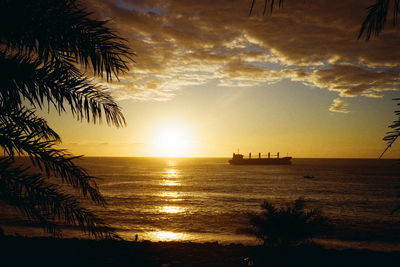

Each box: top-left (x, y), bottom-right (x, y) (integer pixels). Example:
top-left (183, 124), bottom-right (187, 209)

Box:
top-left (1, 235), bottom-right (399, 267)
top-left (242, 198), bottom-right (330, 247)
top-left (0, 0), bottom-right (132, 238)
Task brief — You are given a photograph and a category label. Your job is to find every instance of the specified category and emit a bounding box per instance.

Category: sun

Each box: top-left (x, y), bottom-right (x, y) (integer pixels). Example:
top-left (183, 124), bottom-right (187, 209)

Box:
top-left (151, 124), bottom-right (194, 157)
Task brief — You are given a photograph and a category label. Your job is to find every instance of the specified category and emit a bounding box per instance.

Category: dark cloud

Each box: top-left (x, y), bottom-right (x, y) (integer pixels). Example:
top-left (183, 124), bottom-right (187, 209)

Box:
top-left (86, 0), bottom-right (400, 109)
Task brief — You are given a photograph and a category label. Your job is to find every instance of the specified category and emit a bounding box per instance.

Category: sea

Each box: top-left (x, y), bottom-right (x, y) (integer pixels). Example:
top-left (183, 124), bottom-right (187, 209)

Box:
top-left (2, 157), bottom-right (400, 250)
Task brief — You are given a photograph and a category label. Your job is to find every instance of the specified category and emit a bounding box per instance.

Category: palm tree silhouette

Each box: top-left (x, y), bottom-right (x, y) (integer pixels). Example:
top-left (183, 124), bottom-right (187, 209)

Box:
top-left (0, 0), bottom-right (133, 238)
top-left (241, 198), bottom-right (328, 247)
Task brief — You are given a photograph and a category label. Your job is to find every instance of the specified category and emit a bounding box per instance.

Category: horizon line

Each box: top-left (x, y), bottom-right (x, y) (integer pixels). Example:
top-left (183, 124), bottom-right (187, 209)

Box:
top-left (68, 156), bottom-right (398, 160)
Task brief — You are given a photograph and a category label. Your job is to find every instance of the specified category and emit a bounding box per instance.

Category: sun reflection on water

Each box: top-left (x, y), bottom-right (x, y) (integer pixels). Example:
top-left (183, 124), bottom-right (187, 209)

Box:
top-left (162, 180), bottom-right (180, 186)
top-left (165, 168), bottom-right (178, 178)
top-left (166, 159), bottom-right (176, 167)
top-left (161, 168), bottom-right (181, 186)
top-left (159, 191), bottom-right (182, 201)
top-left (159, 205), bottom-right (185, 213)
top-left (150, 231), bottom-right (185, 241)
top-left (159, 192), bottom-right (180, 198)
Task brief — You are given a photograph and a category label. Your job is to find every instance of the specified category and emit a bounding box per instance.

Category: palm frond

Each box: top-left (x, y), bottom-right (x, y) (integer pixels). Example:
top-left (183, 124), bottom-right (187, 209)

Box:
top-left (249, 0), bottom-right (284, 15)
top-left (0, 109), bottom-right (105, 204)
top-left (0, 53), bottom-right (125, 127)
top-left (0, 0), bottom-right (134, 80)
top-left (0, 157), bottom-right (117, 238)
top-left (358, 0), bottom-right (390, 40)
top-left (241, 198), bottom-right (329, 247)
top-left (393, 0), bottom-right (400, 25)
top-left (0, 0), bottom-right (130, 239)
top-left (0, 104), bottom-right (60, 143)
top-left (379, 98), bottom-right (400, 158)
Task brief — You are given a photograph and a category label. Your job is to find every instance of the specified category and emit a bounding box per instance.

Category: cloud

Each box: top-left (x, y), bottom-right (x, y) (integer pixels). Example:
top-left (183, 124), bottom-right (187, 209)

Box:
top-left (85, 0), bottom-right (400, 110)
top-left (298, 64), bottom-right (400, 97)
top-left (329, 98), bottom-right (349, 113)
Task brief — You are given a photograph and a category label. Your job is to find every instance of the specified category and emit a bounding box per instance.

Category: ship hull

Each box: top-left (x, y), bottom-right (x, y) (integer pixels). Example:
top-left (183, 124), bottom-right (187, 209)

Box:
top-left (229, 157), bottom-right (292, 165)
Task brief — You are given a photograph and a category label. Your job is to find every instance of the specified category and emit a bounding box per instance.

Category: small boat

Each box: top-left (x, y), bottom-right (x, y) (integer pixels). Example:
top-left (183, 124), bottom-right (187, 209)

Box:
top-left (303, 175), bottom-right (315, 179)
top-left (228, 152), bottom-right (292, 165)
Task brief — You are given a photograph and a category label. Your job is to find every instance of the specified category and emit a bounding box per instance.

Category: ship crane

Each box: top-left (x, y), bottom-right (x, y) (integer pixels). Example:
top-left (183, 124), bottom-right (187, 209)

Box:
top-left (260, 152), bottom-right (280, 158)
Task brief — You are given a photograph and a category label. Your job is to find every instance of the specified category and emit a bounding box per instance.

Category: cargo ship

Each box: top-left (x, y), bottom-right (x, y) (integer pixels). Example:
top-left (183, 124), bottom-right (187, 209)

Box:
top-left (228, 152), bottom-right (292, 165)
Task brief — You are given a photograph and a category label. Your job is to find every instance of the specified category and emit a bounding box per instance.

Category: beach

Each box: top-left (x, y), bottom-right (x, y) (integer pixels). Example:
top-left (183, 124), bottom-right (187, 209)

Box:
top-left (2, 236), bottom-right (400, 267)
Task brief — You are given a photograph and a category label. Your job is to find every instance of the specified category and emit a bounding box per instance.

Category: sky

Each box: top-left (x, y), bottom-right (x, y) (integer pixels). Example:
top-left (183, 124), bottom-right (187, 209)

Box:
top-left (43, 0), bottom-right (400, 158)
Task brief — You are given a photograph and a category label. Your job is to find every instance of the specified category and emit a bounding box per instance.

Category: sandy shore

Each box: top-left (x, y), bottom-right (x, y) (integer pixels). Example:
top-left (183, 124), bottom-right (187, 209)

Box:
top-left (1, 236), bottom-right (399, 266)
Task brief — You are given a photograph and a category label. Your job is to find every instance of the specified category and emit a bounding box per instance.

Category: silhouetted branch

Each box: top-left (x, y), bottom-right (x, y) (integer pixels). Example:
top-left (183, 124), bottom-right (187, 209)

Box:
top-left (380, 98), bottom-right (400, 158)
top-left (0, 0), bottom-right (131, 239)
top-left (249, 0), bottom-right (285, 15)
top-left (240, 198), bottom-right (329, 247)
top-left (0, 158), bottom-right (117, 238)
top-left (0, 105), bottom-right (61, 143)
top-left (358, 0), bottom-right (390, 40)
top-left (0, 54), bottom-right (125, 127)
top-left (0, 0), bottom-right (134, 80)
top-left (0, 106), bottom-right (105, 204)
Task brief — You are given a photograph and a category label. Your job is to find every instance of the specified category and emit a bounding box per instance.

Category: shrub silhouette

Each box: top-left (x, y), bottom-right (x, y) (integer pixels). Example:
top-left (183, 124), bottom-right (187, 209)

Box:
top-left (243, 198), bottom-right (328, 247)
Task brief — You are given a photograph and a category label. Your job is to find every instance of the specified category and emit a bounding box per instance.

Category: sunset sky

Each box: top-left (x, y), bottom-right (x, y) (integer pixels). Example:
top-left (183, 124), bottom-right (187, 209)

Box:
top-left (41, 0), bottom-right (400, 158)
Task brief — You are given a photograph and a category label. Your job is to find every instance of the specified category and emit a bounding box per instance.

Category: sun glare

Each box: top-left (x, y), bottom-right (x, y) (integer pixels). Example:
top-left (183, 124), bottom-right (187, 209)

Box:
top-left (159, 205), bottom-right (185, 214)
top-left (151, 124), bottom-right (194, 157)
top-left (150, 231), bottom-right (185, 241)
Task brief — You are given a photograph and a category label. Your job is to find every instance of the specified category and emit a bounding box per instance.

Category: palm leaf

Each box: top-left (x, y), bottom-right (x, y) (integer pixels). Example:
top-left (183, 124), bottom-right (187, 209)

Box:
top-left (0, 53), bottom-right (125, 127)
top-left (249, 0), bottom-right (285, 15)
top-left (379, 98), bottom-right (400, 158)
top-left (0, 0), bottom-right (131, 239)
top-left (0, 0), bottom-right (134, 80)
top-left (0, 157), bottom-right (117, 238)
top-left (0, 107), bottom-right (105, 204)
top-left (0, 104), bottom-right (61, 142)
top-left (358, 0), bottom-right (390, 40)
top-left (241, 198), bottom-right (329, 247)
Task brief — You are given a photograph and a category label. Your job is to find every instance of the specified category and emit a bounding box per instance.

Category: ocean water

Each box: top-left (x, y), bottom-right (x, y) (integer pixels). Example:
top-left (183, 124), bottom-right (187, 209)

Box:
top-left (3, 157), bottom-right (400, 249)
top-left (80, 157), bottom-right (400, 247)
